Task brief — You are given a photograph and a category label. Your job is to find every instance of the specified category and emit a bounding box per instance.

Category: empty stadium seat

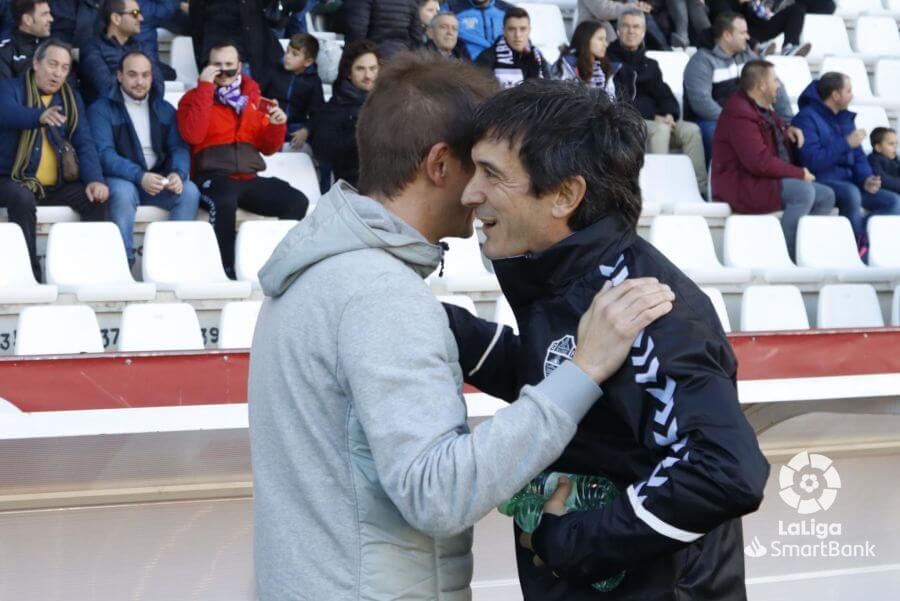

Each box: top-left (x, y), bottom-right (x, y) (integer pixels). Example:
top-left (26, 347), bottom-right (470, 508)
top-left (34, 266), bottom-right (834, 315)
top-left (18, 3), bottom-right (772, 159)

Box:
top-left (45, 223), bottom-right (156, 302)
top-left (875, 58), bottom-right (900, 97)
top-left (740, 285), bottom-right (810, 331)
top-left (854, 16), bottom-right (900, 56)
top-left (234, 220), bottom-right (299, 289)
top-left (867, 216), bottom-right (900, 267)
top-left (701, 287), bottom-right (732, 332)
top-left (0, 223), bottom-right (58, 304)
top-left (164, 90), bottom-right (184, 107)
top-left (493, 295), bottom-right (519, 334)
top-left (516, 3), bottom-right (567, 63)
top-left (835, 0), bottom-right (890, 17)
top-left (849, 105), bottom-right (892, 154)
top-left (646, 51), bottom-right (689, 109)
top-left (259, 153), bottom-right (322, 206)
top-left (817, 283), bottom-right (885, 327)
top-left (723, 215), bottom-right (825, 282)
top-left (142, 222), bottom-right (252, 300)
top-left (14, 305), bottom-right (104, 355)
top-left (821, 57), bottom-right (900, 115)
top-left (170, 36), bottom-right (198, 86)
top-left (218, 300), bottom-right (263, 349)
top-left (796, 216), bottom-right (900, 281)
top-left (433, 232), bottom-right (500, 293)
top-left (767, 56), bottom-right (813, 101)
top-left (118, 303), bottom-right (205, 352)
top-left (649, 216), bottom-right (752, 284)
top-left (640, 155), bottom-right (731, 217)
top-left (163, 80), bottom-right (185, 93)
top-left (801, 15), bottom-right (855, 61)
top-left (437, 294), bottom-right (478, 315)
top-left (892, 285), bottom-right (900, 325)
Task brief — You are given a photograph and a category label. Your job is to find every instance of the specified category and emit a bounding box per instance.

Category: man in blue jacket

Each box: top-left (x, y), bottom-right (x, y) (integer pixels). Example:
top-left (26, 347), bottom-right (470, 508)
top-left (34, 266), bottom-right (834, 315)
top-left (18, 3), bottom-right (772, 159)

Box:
top-left (0, 39), bottom-right (108, 280)
top-left (444, 0), bottom-right (511, 59)
top-left (88, 50), bottom-right (198, 265)
top-left (792, 72), bottom-right (900, 246)
top-left (48, 0), bottom-right (102, 49)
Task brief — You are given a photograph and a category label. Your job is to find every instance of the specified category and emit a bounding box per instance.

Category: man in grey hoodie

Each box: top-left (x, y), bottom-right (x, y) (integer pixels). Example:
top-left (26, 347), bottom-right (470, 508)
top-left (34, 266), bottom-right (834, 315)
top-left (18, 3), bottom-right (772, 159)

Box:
top-left (249, 52), bottom-right (675, 601)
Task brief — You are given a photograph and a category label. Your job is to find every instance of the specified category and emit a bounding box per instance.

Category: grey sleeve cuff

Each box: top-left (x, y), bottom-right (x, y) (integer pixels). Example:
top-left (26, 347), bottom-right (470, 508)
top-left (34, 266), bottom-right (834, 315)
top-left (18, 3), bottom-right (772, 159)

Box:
top-left (533, 360), bottom-right (603, 424)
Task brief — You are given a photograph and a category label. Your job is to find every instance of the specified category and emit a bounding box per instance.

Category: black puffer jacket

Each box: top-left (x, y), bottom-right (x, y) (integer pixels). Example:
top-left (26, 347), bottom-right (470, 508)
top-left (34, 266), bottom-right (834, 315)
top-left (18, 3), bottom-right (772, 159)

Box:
top-left (48, 0), bottom-right (102, 48)
top-left (0, 29), bottom-right (42, 79)
top-left (309, 78), bottom-right (367, 186)
top-left (607, 40), bottom-right (680, 120)
top-left (340, 0), bottom-right (422, 58)
top-left (444, 213), bottom-right (769, 600)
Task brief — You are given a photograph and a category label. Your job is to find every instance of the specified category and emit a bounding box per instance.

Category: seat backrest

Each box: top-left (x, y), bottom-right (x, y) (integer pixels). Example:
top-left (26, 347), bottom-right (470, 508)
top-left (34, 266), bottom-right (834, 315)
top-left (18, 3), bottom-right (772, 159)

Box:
top-left (14, 305), bottom-right (104, 355)
top-left (802, 15), bottom-right (853, 59)
top-left (142, 221), bottom-right (229, 284)
top-left (118, 303), bottom-right (204, 351)
top-left (817, 284), bottom-right (884, 327)
top-left (820, 57), bottom-right (873, 99)
top-left (850, 104), bottom-right (891, 154)
top-left (767, 56), bottom-right (813, 99)
top-left (0, 223), bottom-right (40, 286)
top-left (441, 232), bottom-right (491, 278)
top-left (741, 285), bottom-right (810, 331)
top-left (700, 287), bottom-right (732, 333)
top-left (46, 222), bottom-right (134, 286)
top-left (646, 51), bottom-right (689, 100)
top-left (170, 36), bottom-right (198, 85)
top-left (837, 0), bottom-right (888, 14)
top-left (493, 295), bottom-right (519, 334)
top-left (854, 16), bottom-right (900, 55)
top-left (260, 153), bottom-right (322, 205)
top-left (649, 215), bottom-right (723, 269)
top-left (723, 215), bottom-right (795, 269)
top-left (437, 294), bottom-right (478, 315)
top-left (796, 216), bottom-right (865, 269)
top-left (888, 0), bottom-right (900, 12)
top-left (516, 4), bottom-right (568, 51)
top-left (235, 220), bottom-right (299, 287)
top-left (867, 215), bottom-right (900, 267)
top-left (874, 58), bottom-right (900, 97)
top-left (218, 300), bottom-right (263, 349)
top-left (163, 91), bottom-right (184, 107)
top-left (640, 154), bottom-right (704, 206)
top-left (892, 285), bottom-right (900, 326)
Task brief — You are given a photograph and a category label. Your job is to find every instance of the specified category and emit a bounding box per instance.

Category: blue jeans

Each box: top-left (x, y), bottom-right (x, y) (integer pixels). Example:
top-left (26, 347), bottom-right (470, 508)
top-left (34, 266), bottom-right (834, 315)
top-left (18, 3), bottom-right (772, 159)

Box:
top-left (818, 179), bottom-right (900, 243)
top-left (780, 179), bottom-right (835, 259)
top-left (108, 176), bottom-right (201, 263)
top-left (696, 120), bottom-right (717, 164)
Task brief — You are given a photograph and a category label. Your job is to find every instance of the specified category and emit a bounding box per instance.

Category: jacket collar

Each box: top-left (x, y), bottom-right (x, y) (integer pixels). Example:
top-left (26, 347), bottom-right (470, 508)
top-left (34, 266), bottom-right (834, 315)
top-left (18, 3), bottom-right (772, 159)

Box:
top-left (11, 28), bottom-right (42, 48)
top-left (608, 39), bottom-right (645, 62)
top-left (106, 83), bottom-right (161, 106)
top-left (333, 78), bottom-right (368, 105)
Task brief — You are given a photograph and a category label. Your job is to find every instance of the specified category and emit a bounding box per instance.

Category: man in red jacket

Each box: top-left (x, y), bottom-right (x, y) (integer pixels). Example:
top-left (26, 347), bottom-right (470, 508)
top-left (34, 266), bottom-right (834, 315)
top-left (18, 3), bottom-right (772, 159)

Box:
top-left (177, 42), bottom-right (308, 274)
top-left (711, 60), bottom-right (834, 258)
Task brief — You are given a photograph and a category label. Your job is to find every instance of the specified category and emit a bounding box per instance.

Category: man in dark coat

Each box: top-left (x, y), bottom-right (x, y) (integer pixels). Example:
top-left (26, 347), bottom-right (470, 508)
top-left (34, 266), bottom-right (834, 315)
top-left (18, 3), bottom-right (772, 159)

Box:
top-left (48, 0), bottom-right (102, 48)
top-left (340, 0), bottom-right (422, 58)
top-left (476, 7), bottom-right (550, 87)
top-left (424, 11), bottom-right (470, 60)
top-left (0, 0), bottom-right (53, 78)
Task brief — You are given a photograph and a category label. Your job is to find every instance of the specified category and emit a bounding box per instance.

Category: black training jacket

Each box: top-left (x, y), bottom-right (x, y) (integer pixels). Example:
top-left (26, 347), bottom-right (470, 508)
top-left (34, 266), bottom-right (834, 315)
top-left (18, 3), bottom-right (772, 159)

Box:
top-left (444, 214), bottom-right (770, 600)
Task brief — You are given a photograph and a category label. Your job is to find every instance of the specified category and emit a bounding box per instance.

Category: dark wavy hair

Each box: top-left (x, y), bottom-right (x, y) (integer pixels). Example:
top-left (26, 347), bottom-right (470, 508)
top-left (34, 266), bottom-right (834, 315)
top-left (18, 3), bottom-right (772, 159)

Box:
top-left (337, 39), bottom-right (381, 83)
top-left (564, 20), bottom-right (612, 84)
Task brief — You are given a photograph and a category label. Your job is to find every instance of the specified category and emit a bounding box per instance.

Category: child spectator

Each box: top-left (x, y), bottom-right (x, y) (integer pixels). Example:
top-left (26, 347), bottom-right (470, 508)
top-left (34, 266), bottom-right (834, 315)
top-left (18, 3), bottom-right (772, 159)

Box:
top-left (869, 127), bottom-right (900, 195)
top-left (265, 33), bottom-right (325, 151)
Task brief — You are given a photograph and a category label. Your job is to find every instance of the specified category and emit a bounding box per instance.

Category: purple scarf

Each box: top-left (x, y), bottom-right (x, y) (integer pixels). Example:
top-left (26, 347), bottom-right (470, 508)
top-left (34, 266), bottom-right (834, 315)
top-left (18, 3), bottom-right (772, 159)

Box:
top-left (216, 74), bottom-right (249, 114)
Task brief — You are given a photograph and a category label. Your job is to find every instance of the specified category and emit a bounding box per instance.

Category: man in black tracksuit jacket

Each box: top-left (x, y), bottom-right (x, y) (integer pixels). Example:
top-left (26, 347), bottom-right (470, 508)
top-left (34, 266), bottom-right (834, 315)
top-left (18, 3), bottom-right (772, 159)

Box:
top-left (443, 79), bottom-right (770, 600)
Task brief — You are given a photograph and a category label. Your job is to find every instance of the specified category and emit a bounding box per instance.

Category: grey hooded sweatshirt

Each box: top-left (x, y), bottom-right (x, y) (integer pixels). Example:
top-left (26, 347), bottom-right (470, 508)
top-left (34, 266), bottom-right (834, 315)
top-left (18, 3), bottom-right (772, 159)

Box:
top-left (249, 182), bottom-right (602, 601)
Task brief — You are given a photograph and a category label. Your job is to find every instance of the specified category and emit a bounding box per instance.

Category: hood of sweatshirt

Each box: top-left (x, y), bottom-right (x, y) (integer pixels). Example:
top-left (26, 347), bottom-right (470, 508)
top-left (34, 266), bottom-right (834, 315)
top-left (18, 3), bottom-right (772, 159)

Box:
top-left (258, 181), bottom-right (443, 298)
top-left (797, 80), bottom-right (857, 124)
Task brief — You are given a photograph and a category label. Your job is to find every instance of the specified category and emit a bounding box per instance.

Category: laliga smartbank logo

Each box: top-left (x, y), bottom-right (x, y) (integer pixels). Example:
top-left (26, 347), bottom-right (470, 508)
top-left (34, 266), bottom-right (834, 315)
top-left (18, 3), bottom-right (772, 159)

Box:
top-left (744, 451), bottom-right (876, 560)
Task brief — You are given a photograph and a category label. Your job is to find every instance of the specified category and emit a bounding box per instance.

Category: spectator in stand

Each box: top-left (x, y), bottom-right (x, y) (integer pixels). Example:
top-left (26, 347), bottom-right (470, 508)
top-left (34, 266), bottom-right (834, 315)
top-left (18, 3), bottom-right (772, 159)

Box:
top-left (553, 20), bottom-right (618, 101)
top-left (341, 0), bottom-right (422, 58)
top-left (667, 0), bottom-right (709, 47)
top-left (577, 0), bottom-right (670, 50)
top-left (0, 39), bottom-right (108, 280)
top-left (443, 0), bottom-right (510, 60)
top-left (88, 51), bottom-right (199, 265)
top-left (414, 0), bottom-right (439, 46)
top-left (177, 42), bottom-right (308, 274)
top-left (425, 11), bottom-right (470, 60)
top-left (708, 0), bottom-right (811, 56)
top-left (47, 0), bottom-right (102, 48)
top-left (79, 0), bottom-right (166, 104)
top-left (0, 0), bottom-right (53, 79)
top-left (189, 0), bottom-right (306, 92)
top-left (0, 0), bottom-right (14, 40)
top-left (131, 0), bottom-right (183, 81)
top-left (476, 7), bottom-right (550, 87)
top-left (869, 127), bottom-right (900, 195)
top-left (265, 33), bottom-right (324, 152)
top-left (684, 11), bottom-right (792, 158)
top-left (792, 72), bottom-right (900, 248)
top-left (609, 9), bottom-right (707, 192)
top-left (309, 38), bottom-right (378, 188)
top-left (712, 60), bottom-right (834, 257)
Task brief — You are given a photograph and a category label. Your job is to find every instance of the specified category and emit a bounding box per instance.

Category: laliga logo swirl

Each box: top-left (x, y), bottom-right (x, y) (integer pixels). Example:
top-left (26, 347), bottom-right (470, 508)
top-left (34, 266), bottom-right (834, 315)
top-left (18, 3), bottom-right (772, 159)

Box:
top-left (779, 451), bottom-right (841, 514)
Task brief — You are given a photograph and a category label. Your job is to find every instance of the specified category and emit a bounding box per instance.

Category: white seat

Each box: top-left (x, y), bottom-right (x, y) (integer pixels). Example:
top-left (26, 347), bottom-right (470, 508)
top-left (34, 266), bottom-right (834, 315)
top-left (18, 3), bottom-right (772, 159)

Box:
top-left (218, 300), bottom-right (263, 349)
top-left (646, 51), bottom-right (689, 109)
top-left (163, 80), bottom-right (185, 93)
top-left (854, 16), bottom-right (900, 56)
top-left (649, 216), bottom-right (751, 284)
top-left (118, 302), bottom-right (205, 352)
top-left (740, 285), bottom-right (810, 331)
top-left (259, 153), bottom-right (322, 206)
top-left (0, 223), bottom-right (58, 304)
top-left (640, 154), bottom-right (731, 217)
top-left (45, 223), bottom-right (156, 302)
top-left (875, 58), bottom-right (900, 98)
top-left (170, 36), bottom-right (198, 87)
top-left (516, 3), bottom-right (567, 63)
top-left (434, 232), bottom-right (500, 293)
top-left (134, 206), bottom-right (170, 224)
top-left (0, 397), bottom-right (21, 413)
top-left (801, 15), bottom-right (856, 60)
top-left (821, 57), bottom-right (900, 115)
top-left (163, 90), bottom-right (184, 108)
top-left (700, 287), bottom-right (731, 333)
top-left (14, 305), bottom-right (103, 355)
top-left (836, 0), bottom-right (893, 17)
top-left (817, 283), bottom-right (884, 327)
top-left (892, 285), bottom-right (900, 325)
top-left (0, 205), bottom-right (79, 224)
top-left (493, 295), bottom-right (519, 335)
top-left (142, 222), bottom-right (252, 300)
top-left (796, 216), bottom-right (900, 281)
top-left (723, 215), bottom-right (825, 283)
top-left (849, 105), bottom-right (891, 154)
top-left (437, 294), bottom-right (478, 315)
top-left (867, 215), bottom-right (900, 267)
top-left (234, 220), bottom-right (299, 289)
top-left (767, 56), bottom-right (813, 100)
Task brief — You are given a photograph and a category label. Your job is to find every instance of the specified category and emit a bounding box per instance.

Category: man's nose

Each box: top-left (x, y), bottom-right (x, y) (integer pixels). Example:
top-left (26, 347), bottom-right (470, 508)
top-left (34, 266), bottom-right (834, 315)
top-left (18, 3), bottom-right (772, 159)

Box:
top-left (460, 180), bottom-right (483, 207)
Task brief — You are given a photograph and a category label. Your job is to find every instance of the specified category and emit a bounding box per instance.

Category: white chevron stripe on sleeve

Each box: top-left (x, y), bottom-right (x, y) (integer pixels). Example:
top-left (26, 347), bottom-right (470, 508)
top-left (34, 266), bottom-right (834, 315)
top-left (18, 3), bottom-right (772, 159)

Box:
top-left (627, 485), bottom-right (703, 543)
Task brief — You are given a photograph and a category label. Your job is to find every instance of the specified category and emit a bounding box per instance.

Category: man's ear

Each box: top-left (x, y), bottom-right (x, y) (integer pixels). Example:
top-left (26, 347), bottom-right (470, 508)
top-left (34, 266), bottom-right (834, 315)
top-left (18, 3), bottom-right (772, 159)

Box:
top-left (424, 142), bottom-right (452, 188)
top-left (551, 175), bottom-right (586, 220)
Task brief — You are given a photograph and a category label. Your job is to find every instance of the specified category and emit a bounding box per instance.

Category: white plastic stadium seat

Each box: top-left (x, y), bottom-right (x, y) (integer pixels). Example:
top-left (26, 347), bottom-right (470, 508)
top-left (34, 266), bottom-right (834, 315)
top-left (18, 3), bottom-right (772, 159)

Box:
top-left (142, 222), bottom-right (252, 300)
top-left (163, 80), bottom-right (185, 93)
top-left (849, 105), bottom-right (891, 154)
top-left (875, 59), bottom-right (900, 98)
top-left (723, 215), bottom-right (824, 283)
top-left (646, 51), bottom-right (689, 109)
top-left (437, 294), bottom-right (478, 315)
top-left (218, 300), bottom-right (263, 349)
top-left (867, 216), bottom-right (900, 267)
top-left (767, 56), bottom-right (813, 101)
top-left (164, 90), bottom-right (184, 107)
top-left (259, 153), bottom-right (322, 207)
top-left (0, 205), bottom-right (79, 224)
top-left (649, 216), bottom-right (751, 284)
top-left (493, 295), bottom-right (519, 335)
top-left (0, 223), bottom-right (58, 304)
top-left (516, 4), bottom-right (567, 64)
top-left (14, 305), bottom-right (103, 355)
top-left (640, 155), bottom-right (731, 217)
top-left (801, 15), bottom-right (855, 61)
top-left (796, 216), bottom-right (900, 281)
top-left (817, 284), bottom-right (884, 328)
top-left (45, 223), bottom-right (156, 302)
top-left (740, 285), bottom-right (810, 331)
top-left (854, 16), bottom-right (900, 56)
top-left (170, 36), bottom-right (198, 87)
top-left (700, 287), bottom-right (731, 333)
top-left (434, 232), bottom-right (500, 294)
top-left (892, 285), bottom-right (900, 325)
top-left (118, 303), bottom-right (205, 352)
top-left (235, 220), bottom-right (299, 289)
top-left (835, 0), bottom-right (889, 17)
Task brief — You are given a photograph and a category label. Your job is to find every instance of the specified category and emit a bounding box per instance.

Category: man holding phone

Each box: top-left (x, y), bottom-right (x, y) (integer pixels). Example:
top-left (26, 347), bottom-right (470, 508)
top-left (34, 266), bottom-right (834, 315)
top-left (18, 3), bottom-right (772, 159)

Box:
top-left (176, 42), bottom-right (309, 275)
